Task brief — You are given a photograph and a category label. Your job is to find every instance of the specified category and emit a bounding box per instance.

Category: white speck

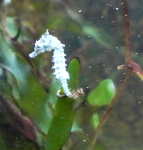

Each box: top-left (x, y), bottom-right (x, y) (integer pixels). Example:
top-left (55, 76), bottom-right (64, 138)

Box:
top-left (137, 35), bottom-right (140, 37)
top-left (116, 8), bottom-right (119, 10)
top-left (101, 16), bottom-right (104, 18)
top-left (78, 10), bottom-right (82, 12)
top-left (69, 11), bottom-right (71, 12)
top-left (88, 66), bottom-right (91, 68)
top-left (112, 21), bottom-right (115, 22)
top-left (83, 140), bottom-right (86, 142)
top-left (136, 53), bottom-right (138, 55)
top-left (138, 101), bottom-right (141, 103)
top-left (116, 47), bottom-right (118, 49)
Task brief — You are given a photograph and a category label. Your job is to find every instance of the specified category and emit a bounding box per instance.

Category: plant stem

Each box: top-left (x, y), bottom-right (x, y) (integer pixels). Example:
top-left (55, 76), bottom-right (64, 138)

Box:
top-left (122, 0), bottom-right (131, 62)
top-left (87, 69), bottom-right (132, 150)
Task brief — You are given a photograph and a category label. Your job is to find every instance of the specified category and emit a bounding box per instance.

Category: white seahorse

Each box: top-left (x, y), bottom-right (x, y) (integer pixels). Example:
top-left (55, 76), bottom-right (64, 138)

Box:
top-left (29, 30), bottom-right (74, 98)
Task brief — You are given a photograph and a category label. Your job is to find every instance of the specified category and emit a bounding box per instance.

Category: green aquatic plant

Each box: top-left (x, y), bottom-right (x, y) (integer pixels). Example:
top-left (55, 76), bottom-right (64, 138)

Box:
top-left (0, 20), bottom-right (115, 149)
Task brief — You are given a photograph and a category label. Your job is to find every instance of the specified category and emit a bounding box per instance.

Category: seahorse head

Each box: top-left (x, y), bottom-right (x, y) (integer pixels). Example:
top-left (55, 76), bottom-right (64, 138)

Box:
top-left (29, 30), bottom-right (53, 58)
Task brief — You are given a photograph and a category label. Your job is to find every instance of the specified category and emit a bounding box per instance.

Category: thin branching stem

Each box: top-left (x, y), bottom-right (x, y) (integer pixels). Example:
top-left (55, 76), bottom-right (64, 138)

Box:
top-left (87, 69), bottom-right (132, 150)
top-left (87, 0), bottom-right (134, 149)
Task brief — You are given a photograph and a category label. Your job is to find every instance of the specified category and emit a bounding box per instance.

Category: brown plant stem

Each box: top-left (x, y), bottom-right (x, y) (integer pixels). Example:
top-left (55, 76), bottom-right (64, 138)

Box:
top-left (122, 0), bottom-right (132, 62)
top-left (118, 0), bottom-right (143, 79)
top-left (87, 1), bottom-right (135, 149)
top-left (87, 69), bottom-right (132, 150)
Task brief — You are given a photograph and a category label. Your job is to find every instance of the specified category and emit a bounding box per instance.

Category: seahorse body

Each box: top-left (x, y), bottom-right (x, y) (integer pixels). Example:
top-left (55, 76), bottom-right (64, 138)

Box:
top-left (29, 30), bottom-right (73, 98)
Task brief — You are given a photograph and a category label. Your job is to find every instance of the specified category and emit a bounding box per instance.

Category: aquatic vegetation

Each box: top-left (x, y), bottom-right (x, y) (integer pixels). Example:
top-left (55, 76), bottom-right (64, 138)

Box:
top-left (0, 0), bottom-right (142, 150)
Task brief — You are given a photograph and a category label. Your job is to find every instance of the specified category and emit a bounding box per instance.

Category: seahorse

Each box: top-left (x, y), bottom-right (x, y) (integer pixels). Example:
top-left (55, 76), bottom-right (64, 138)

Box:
top-left (29, 30), bottom-right (73, 98)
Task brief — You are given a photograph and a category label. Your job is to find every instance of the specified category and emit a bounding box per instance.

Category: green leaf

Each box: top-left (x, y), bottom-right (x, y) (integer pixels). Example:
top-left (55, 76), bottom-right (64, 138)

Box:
top-left (45, 97), bottom-right (74, 150)
top-left (5, 17), bottom-right (24, 43)
top-left (0, 34), bottom-right (51, 133)
top-left (91, 113), bottom-right (100, 129)
top-left (68, 57), bottom-right (80, 90)
top-left (45, 58), bottom-right (81, 150)
top-left (82, 25), bottom-right (110, 48)
top-left (87, 79), bottom-right (116, 106)
top-left (6, 17), bottom-right (18, 38)
top-left (48, 77), bottom-right (61, 106)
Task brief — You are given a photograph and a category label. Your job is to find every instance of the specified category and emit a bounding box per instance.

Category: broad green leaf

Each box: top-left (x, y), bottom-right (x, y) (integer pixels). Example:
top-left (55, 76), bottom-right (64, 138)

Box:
top-left (87, 79), bottom-right (115, 106)
top-left (6, 17), bottom-right (24, 43)
top-left (68, 57), bottom-right (80, 90)
top-left (47, 77), bottom-right (61, 106)
top-left (45, 97), bottom-right (74, 150)
top-left (6, 17), bottom-right (18, 38)
top-left (6, 71), bottom-right (20, 100)
top-left (45, 58), bottom-right (80, 150)
top-left (0, 35), bottom-right (51, 133)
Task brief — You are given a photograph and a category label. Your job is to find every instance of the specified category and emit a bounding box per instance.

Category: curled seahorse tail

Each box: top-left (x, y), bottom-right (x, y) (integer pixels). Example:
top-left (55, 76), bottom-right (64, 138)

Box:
top-left (60, 79), bottom-right (73, 98)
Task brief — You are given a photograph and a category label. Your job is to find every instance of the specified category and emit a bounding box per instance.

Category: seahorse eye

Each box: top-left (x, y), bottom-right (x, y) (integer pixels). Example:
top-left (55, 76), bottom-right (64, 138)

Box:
top-left (36, 45), bottom-right (41, 49)
top-left (43, 44), bottom-right (50, 49)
